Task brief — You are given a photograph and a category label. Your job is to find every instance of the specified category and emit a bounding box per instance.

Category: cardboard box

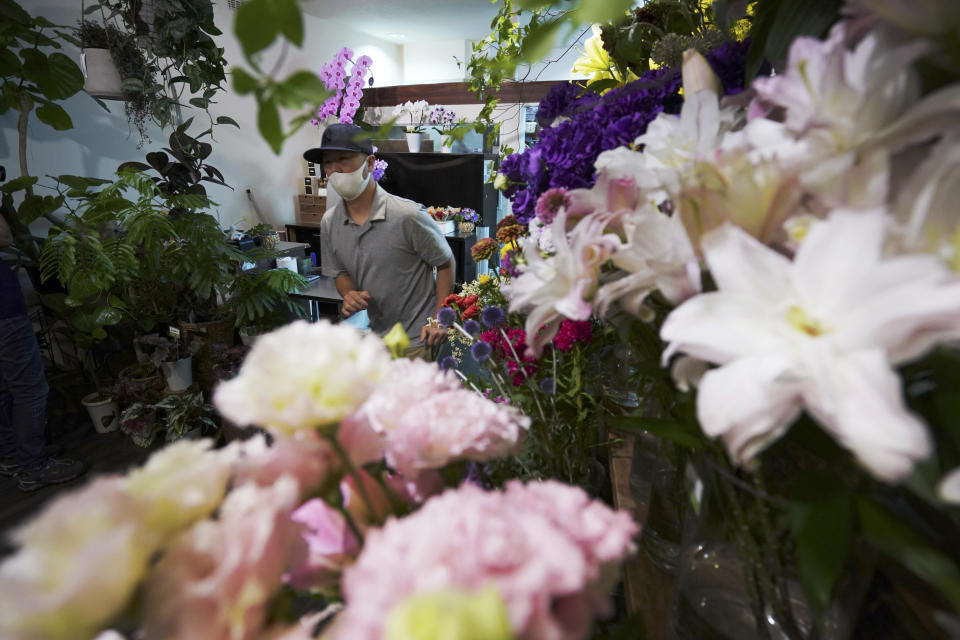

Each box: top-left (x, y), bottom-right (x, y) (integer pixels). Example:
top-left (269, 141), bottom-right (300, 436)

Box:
top-left (296, 195), bottom-right (327, 224)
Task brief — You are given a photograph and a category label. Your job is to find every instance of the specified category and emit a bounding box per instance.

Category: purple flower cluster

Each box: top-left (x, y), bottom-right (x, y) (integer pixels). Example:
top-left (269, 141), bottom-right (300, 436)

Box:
top-left (707, 39), bottom-right (755, 96)
top-left (315, 48), bottom-right (372, 125)
top-left (428, 106), bottom-right (457, 130)
top-left (535, 82), bottom-right (598, 129)
top-left (501, 41), bottom-right (751, 224)
top-left (502, 67), bottom-right (682, 223)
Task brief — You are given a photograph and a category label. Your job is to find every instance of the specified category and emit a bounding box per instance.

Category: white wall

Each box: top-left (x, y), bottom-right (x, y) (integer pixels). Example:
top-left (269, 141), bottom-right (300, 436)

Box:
top-left (2, 1), bottom-right (583, 236)
top-left (1, 0), bottom-right (402, 233)
top-left (401, 40), bottom-right (469, 84)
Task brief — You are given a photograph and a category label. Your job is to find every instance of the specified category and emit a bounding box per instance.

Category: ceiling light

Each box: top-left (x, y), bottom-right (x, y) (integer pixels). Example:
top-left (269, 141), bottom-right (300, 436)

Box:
top-left (386, 33), bottom-right (406, 39)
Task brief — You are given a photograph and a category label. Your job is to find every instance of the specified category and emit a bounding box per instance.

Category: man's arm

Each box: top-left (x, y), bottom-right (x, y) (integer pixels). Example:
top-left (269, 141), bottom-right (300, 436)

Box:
top-left (433, 258), bottom-right (454, 316)
top-left (0, 213), bottom-right (13, 248)
top-left (334, 274), bottom-right (370, 317)
top-left (421, 257), bottom-right (455, 347)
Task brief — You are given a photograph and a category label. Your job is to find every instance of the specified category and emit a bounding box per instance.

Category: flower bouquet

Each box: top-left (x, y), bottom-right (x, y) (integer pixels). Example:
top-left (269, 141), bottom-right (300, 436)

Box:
top-left (483, 4), bottom-right (960, 633)
top-left (0, 320), bottom-right (639, 640)
top-left (426, 205), bottom-right (456, 234)
top-left (453, 207), bottom-right (479, 233)
top-left (393, 99), bottom-right (430, 133)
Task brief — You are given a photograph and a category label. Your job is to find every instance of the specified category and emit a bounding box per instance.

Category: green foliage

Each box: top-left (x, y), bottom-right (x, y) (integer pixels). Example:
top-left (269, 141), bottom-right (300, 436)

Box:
top-left (0, 0), bottom-right (83, 163)
top-left (230, 0), bottom-right (329, 153)
top-left (88, 0), bottom-right (231, 138)
top-left (745, 0), bottom-right (842, 79)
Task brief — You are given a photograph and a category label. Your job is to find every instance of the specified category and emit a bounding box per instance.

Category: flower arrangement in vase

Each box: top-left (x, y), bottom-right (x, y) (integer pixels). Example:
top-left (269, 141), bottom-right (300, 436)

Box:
top-left (426, 205), bottom-right (456, 234)
top-left (453, 207), bottom-right (479, 233)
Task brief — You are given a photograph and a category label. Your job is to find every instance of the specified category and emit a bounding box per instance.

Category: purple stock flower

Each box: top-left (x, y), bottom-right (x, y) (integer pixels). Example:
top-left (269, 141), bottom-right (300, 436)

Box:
top-left (439, 355), bottom-right (459, 371)
top-left (463, 319), bottom-right (482, 336)
top-left (437, 307), bottom-right (457, 328)
top-left (470, 341), bottom-right (493, 363)
top-left (372, 158), bottom-right (388, 182)
top-left (481, 305), bottom-right (505, 328)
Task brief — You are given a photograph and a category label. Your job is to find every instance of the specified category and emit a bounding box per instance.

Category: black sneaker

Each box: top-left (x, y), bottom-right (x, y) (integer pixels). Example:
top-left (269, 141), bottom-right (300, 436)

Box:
top-left (0, 460), bottom-right (22, 478)
top-left (16, 457), bottom-right (87, 492)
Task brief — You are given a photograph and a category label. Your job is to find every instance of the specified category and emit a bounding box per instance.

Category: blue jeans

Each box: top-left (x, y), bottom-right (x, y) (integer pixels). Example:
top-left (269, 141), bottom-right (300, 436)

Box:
top-left (0, 313), bottom-right (48, 467)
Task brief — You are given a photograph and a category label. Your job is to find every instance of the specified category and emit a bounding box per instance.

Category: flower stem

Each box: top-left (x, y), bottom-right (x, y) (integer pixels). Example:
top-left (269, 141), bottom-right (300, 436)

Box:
top-left (327, 435), bottom-right (383, 527)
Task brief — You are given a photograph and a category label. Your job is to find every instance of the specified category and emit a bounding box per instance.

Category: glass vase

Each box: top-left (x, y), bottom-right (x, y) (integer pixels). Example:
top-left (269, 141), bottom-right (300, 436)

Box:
top-left (670, 453), bottom-right (866, 640)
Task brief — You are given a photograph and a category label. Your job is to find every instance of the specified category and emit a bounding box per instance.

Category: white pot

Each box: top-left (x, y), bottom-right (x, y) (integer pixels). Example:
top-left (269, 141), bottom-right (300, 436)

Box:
top-left (82, 392), bottom-right (120, 434)
top-left (405, 132), bottom-right (422, 153)
top-left (161, 356), bottom-right (193, 391)
top-left (441, 134), bottom-right (453, 153)
top-left (81, 48), bottom-right (124, 100)
top-left (436, 219), bottom-right (455, 235)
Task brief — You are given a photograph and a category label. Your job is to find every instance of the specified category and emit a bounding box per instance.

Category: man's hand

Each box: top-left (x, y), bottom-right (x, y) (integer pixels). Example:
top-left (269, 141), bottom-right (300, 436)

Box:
top-left (342, 290), bottom-right (371, 317)
top-left (420, 324), bottom-right (448, 347)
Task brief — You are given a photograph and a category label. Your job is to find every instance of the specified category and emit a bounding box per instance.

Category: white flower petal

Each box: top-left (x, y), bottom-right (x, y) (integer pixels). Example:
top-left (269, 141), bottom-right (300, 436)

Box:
top-left (696, 355), bottom-right (803, 465)
top-left (700, 222), bottom-right (792, 298)
top-left (937, 467), bottom-right (960, 505)
top-left (801, 348), bottom-right (931, 483)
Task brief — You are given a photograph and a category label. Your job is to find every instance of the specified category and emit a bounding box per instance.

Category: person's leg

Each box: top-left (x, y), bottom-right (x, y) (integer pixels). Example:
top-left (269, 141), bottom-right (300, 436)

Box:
top-left (0, 314), bottom-right (47, 470)
top-left (0, 313), bottom-right (85, 490)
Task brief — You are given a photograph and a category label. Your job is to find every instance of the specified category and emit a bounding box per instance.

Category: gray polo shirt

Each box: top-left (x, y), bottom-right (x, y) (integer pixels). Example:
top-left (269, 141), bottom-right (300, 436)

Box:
top-left (320, 186), bottom-right (453, 344)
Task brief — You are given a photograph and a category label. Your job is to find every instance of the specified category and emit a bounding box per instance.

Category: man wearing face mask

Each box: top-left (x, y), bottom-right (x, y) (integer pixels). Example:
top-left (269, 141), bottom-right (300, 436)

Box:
top-left (304, 124), bottom-right (454, 359)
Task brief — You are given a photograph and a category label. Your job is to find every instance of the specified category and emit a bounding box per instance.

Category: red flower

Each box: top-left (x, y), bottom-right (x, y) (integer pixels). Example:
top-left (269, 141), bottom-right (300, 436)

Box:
top-left (462, 304), bottom-right (480, 320)
top-left (443, 294), bottom-right (461, 308)
top-left (462, 295), bottom-right (478, 308)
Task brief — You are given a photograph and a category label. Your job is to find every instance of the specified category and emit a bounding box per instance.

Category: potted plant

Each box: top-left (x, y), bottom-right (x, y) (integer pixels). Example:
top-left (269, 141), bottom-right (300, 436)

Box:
top-left (75, 19), bottom-right (166, 146)
top-left (155, 390), bottom-right (220, 442)
top-left (428, 105), bottom-right (463, 153)
top-left (81, 0), bottom-right (232, 145)
top-left (137, 332), bottom-right (201, 391)
top-left (394, 100), bottom-right (429, 152)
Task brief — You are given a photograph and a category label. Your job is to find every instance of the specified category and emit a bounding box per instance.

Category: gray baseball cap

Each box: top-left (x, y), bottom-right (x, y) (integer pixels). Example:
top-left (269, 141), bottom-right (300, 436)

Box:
top-left (303, 123), bottom-right (373, 162)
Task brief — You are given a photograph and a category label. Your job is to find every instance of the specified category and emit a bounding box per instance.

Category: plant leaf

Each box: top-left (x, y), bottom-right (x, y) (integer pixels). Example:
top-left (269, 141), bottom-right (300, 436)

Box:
top-left (791, 493), bottom-right (854, 613)
top-left (1, 175), bottom-right (38, 193)
top-left (35, 103), bottom-right (72, 130)
top-left (215, 115), bottom-right (240, 128)
top-left (858, 497), bottom-right (960, 611)
top-left (231, 67), bottom-right (259, 95)
top-left (275, 0), bottom-right (303, 47)
top-left (257, 96), bottom-right (282, 154)
top-left (234, 0), bottom-right (279, 60)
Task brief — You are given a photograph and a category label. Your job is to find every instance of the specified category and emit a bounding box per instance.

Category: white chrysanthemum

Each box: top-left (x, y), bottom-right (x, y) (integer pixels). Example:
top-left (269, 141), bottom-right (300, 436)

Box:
top-left (214, 320), bottom-right (391, 435)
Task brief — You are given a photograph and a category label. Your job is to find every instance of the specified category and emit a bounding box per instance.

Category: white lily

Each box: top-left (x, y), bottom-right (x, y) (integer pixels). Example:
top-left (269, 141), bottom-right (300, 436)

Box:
top-left (595, 203), bottom-right (701, 317)
top-left (661, 210), bottom-right (960, 482)
top-left (633, 89), bottom-right (739, 199)
top-left (502, 208), bottom-right (621, 357)
top-left (891, 134), bottom-right (960, 269)
top-left (748, 23), bottom-right (926, 208)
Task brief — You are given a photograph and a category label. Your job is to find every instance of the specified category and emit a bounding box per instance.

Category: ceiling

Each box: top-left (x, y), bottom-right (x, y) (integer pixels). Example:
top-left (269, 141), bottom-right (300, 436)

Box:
top-left (300, 0), bottom-right (503, 44)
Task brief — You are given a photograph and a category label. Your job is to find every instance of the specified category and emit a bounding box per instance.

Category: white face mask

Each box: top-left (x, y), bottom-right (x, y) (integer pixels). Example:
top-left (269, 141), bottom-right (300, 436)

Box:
top-left (328, 162), bottom-right (370, 202)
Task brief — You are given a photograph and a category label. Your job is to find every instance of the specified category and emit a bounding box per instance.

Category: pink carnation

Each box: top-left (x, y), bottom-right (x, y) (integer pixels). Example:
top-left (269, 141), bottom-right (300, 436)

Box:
top-left (343, 359), bottom-right (529, 476)
top-left (330, 480), bottom-right (638, 640)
